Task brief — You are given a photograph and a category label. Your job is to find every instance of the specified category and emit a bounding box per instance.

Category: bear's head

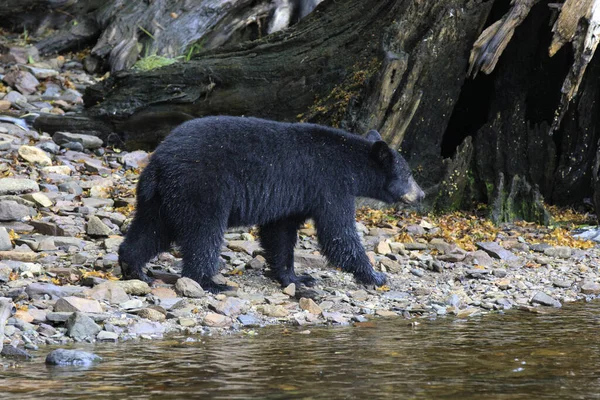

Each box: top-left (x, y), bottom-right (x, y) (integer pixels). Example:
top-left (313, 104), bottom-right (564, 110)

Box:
top-left (366, 130), bottom-right (425, 205)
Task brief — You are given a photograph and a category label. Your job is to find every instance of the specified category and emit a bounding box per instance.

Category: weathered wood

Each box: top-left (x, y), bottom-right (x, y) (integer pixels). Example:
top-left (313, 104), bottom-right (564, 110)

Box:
top-left (468, 0), bottom-right (540, 78)
top-left (35, 0), bottom-right (493, 159)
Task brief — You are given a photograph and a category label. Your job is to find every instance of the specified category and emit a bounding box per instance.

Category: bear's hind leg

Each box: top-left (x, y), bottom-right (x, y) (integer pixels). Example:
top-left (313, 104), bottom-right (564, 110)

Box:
top-left (119, 211), bottom-right (172, 283)
top-left (259, 216), bottom-right (315, 287)
top-left (313, 199), bottom-right (387, 287)
top-left (178, 219), bottom-right (231, 293)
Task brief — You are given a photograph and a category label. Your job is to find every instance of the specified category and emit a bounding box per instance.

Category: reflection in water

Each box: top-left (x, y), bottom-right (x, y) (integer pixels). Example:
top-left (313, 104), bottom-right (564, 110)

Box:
top-left (2, 301), bottom-right (600, 399)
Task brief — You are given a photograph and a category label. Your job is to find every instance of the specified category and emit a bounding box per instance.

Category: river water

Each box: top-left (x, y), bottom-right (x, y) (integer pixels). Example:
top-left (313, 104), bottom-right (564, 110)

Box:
top-left (2, 301), bottom-right (600, 399)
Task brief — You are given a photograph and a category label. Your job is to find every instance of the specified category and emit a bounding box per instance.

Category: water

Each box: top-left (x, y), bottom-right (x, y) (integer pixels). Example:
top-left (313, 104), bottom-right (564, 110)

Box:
top-left (2, 301), bottom-right (600, 399)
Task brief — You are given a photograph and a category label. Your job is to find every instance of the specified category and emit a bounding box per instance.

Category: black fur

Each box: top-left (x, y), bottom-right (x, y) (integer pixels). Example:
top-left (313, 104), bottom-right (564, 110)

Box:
top-left (119, 116), bottom-right (424, 293)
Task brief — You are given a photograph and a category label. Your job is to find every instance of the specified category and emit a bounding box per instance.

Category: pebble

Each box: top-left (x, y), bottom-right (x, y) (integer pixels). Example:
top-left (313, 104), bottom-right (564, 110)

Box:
top-left (175, 277), bottom-right (205, 298)
top-left (530, 292), bottom-right (561, 308)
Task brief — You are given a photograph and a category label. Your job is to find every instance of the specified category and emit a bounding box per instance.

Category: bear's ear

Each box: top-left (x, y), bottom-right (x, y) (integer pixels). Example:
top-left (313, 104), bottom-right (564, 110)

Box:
top-left (370, 141), bottom-right (394, 168)
top-left (365, 130), bottom-right (382, 141)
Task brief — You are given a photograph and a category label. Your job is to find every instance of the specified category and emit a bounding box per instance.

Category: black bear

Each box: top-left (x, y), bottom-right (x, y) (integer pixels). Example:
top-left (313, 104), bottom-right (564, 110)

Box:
top-left (119, 116), bottom-right (424, 293)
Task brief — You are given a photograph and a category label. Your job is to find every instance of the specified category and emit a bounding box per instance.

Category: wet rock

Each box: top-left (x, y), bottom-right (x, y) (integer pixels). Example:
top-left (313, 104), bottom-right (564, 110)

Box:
top-left (54, 296), bottom-right (103, 313)
top-left (66, 312), bottom-right (102, 341)
top-left (299, 297), bottom-right (322, 315)
top-left (53, 131), bottom-right (103, 149)
top-left (543, 246), bottom-right (572, 259)
top-left (1, 345), bottom-right (32, 359)
top-left (581, 282), bottom-right (600, 295)
top-left (530, 292), bottom-right (561, 308)
top-left (115, 280), bottom-right (151, 295)
top-left (86, 215), bottom-right (113, 237)
top-left (0, 178), bottom-right (39, 195)
top-left (18, 145), bottom-right (52, 166)
top-left (175, 278), bottom-right (205, 298)
top-left (203, 312), bottom-right (231, 327)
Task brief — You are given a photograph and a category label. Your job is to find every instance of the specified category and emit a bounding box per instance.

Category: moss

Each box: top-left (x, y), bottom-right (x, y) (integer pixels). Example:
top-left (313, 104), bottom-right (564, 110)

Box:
top-left (300, 58), bottom-right (381, 126)
top-left (133, 55), bottom-right (178, 71)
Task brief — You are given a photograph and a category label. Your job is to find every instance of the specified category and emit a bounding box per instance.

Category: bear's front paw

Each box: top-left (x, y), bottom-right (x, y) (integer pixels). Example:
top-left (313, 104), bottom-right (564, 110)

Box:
top-left (356, 271), bottom-right (387, 287)
top-left (121, 264), bottom-right (153, 284)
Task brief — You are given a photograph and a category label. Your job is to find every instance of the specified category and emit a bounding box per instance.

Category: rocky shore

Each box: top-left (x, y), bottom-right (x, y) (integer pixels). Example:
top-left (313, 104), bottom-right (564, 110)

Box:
top-left (1, 32), bottom-right (600, 360)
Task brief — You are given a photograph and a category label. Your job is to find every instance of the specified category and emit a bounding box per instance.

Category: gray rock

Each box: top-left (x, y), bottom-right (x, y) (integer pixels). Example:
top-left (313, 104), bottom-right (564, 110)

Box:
top-left (82, 198), bottom-right (114, 208)
top-left (120, 150), bottom-right (149, 169)
top-left (39, 141), bottom-right (61, 154)
top-left (0, 227), bottom-right (12, 250)
top-left (61, 141), bottom-right (85, 151)
top-left (46, 349), bottom-right (101, 366)
top-left (59, 89), bottom-right (83, 104)
top-left (65, 312), bottom-right (102, 341)
top-left (410, 268), bottom-right (424, 277)
top-left (213, 297), bottom-right (246, 316)
top-left (237, 314), bottom-right (260, 327)
top-left (128, 321), bottom-right (165, 335)
top-left (552, 279), bottom-right (572, 288)
top-left (175, 277), bottom-right (205, 298)
top-left (46, 312), bottom-right (110, 323)
top-left (0, 178), bottom-right (39, 195)
top-left (25, 66), bottom-right (59, 79)
top-left (530, 291), bottom-right (561, 308)
top-left (476, 242), bottom-right (519, 262)
top-left (97, 331), bottom-right (118, 341)
top-left (0, 200), bottom-right (34, 221)
top-left (4, 90), bottom-right (27, 106)
top-left (114, 280), bottom-right (151, 295)
top-left (543, 246), bottom-right (572, 259)
top-left (530, 243), bottom-right (551, 252)
top-left (581, 282), bottom-right (600, 295)
top-left (58, 181), bottom-right (83, 195)
top-left (404, 242), bottom-right (428, 250)
top-left (53, 132), bottom-right (103, 149)
top-left (2, 70), bottom-right (39, 95)
top-left (87, 215), bottom-right (112, 237)
top-left (25, 282), bottom-right (85, 298)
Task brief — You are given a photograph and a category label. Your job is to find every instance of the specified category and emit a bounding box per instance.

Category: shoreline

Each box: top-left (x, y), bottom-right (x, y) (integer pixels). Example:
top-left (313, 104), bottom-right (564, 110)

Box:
top-left (0, 33), bottom-right (600, 359)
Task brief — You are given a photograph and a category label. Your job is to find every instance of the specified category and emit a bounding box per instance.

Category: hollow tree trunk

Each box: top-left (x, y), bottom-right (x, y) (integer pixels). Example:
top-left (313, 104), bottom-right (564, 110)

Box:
top-left (34, 0), bottom-right (494, 195)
